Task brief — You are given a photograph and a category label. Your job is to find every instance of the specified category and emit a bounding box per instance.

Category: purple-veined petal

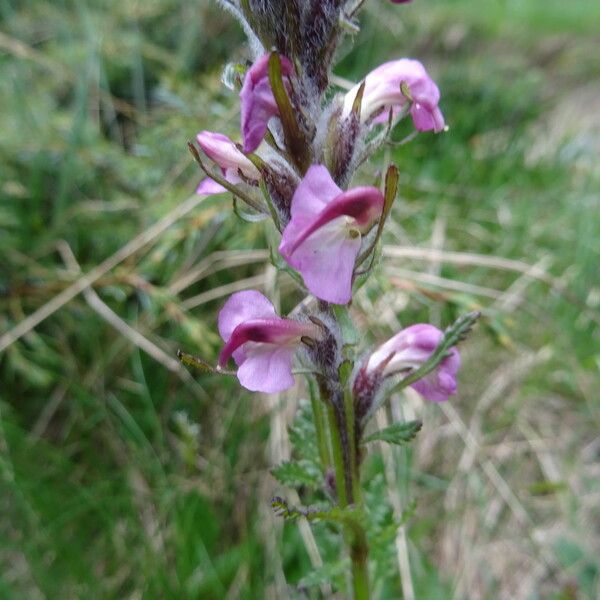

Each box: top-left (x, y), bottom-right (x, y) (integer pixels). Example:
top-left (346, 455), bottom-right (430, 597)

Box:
top-left (281, 186), bottom-right (384, 256)
top-left (236, 343), bottom-right (296, 393)
top-left (195, 168), bottom-right (245, 197)
top-left (218, 317), bottom-right (316, 368)
top-left (216, 290), bottom-right (319, 393)
top-left (367, 324), bottom-right (441, 373)
top-left (282, 216), bottom-right (362, 304)
top-left (411, 348), bottom-right (460, 402)
top-left (218, 290), bottom-right (277, 345)
top-left (278, 164), bottom-right (343, 273)
top-left (278, 165), bottom-right (383, 304)
top-left (411, 103), bottom-right (445, 133)
top-left (288, 164), bottom-right (342, 218)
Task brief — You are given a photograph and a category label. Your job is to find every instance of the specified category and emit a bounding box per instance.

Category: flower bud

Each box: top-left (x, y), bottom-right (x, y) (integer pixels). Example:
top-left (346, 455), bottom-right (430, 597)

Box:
top-left (324, 106), bottom-right (361, 187)
top-left (299, 0), bottom-right (343, 93)
top-left (240, 53), bottom-right (294, 153)
top-left (260, 159), bottom-right (299, 226)
top-left (195, 131), bottom-right (261, 196)
top-left (197, 131), bottom-right (261, 181)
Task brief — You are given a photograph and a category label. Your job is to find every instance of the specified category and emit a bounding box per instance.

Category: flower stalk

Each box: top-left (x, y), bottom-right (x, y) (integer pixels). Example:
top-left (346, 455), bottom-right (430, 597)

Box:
top-left (181, 1), bottom-right (478, 597)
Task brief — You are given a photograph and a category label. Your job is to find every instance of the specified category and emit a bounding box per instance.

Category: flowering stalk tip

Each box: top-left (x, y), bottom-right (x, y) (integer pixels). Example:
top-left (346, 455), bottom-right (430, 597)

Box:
top-left (184, 3), bottom-right (477, 597)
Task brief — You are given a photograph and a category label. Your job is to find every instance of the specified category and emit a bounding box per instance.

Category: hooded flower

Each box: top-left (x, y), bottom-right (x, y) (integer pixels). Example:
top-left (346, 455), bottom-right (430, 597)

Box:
top-left (218, 290), bottom-right (319, 393)
top-left (196, 131), bottom-right (261, 196)
top-left (365, 324), bottom-right (460, 401)
top-left (240, 53), bottom-right (294, 153)
top-left (342, 59), bottom-right (445, 133)
top-left (279, 165), bottom-right (384, 304)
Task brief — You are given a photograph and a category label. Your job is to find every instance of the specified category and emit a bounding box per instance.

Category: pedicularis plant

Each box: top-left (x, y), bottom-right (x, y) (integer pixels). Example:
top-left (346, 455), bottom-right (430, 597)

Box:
top-left (183, 1), bottom-right (479, 597)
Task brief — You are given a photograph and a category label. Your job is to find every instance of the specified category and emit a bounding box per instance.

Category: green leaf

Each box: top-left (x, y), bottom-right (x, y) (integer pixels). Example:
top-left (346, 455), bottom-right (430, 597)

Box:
top-left (400, 80), bottom-right (413, 102)
top-left (271, 460), bottom-right (321, 488)
top-left (271, 496), bottom-right (364, 527)
top-left (363, 420), bottom-right (423, 445)
top-left (351, 80), bottom-right (366, 117)
top-left (288, 399), bottom-right (320, 464)
top-left (383, 164), bottom-right (399, 220)
top-left (257, 178), bottom-right (281, 231)
top-left (353, 245), bottom-right (382, 291)
top-left (356, 164), bottom-right (398, 270)
top-left (528, 480), bottom-right (568, 496)
top-left (370, 499), bottom-right (417, 547)
top-left (267, 52), bottom-right (310, 172)
top-left (298, 559), bottom-right (348, 590)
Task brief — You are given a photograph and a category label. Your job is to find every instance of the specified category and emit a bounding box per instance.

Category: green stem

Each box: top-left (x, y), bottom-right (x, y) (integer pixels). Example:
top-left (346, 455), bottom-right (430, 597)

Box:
top-left (343, 385), bottom-right (361, 503)
top-left (326, 394), bottom-right (370, 599)
top-left (350, 529), bottom-right (370, 600)
top-left (345, 385), bottom-right (369, 600)
top-left (309, 377), bottom-right (331, 471)
top-left (327, 402), bottom-right (348, 507)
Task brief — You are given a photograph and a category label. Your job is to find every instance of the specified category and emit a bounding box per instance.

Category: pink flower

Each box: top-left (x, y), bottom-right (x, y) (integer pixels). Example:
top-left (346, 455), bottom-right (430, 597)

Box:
top-left (390, 1), bottom-right (412, 3)
top-left (342, 59), bottom-right (445, 133)
top-left (218, 290), bottom-right (319, 393)
top-left (196, 131), bottom-right (261, 196)
top-left (366, 324), bottom-right (460, 401)
top-left (279, 165), bottom-right (384, 304)
top-left (240, 53), bottom-right (294, 153)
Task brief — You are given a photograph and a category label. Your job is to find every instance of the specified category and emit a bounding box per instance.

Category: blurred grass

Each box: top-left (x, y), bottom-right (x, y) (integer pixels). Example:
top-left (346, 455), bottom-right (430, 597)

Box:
top-left (1, 0), bottom-right (599, 598)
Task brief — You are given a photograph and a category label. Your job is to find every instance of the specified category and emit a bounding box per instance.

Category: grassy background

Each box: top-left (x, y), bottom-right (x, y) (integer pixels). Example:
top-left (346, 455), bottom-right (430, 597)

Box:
top-left (1, 0), bottom-right (599, 598)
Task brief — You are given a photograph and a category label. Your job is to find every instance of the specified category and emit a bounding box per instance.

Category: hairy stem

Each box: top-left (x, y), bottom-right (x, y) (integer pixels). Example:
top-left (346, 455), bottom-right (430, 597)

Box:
top-left (309, 377), bottom-right (331, 471)
top-left (350, 528), bottom-right (370, 600)
top-left (326, 388), bottom-right (370, 599)
top-left (343, 384), bottom-right (361, 502)
top-left (327, 401), bottom-right (348, 507)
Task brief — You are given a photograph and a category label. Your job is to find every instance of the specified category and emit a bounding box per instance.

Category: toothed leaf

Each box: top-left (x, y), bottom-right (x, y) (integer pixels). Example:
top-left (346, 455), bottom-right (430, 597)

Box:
top-left (363, 420), bottom-right (422, 445)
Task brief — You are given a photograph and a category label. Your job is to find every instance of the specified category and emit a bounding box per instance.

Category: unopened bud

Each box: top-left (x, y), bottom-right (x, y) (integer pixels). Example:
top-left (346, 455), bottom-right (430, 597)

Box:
top-left (325, 105), bottom-right (361, 186)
